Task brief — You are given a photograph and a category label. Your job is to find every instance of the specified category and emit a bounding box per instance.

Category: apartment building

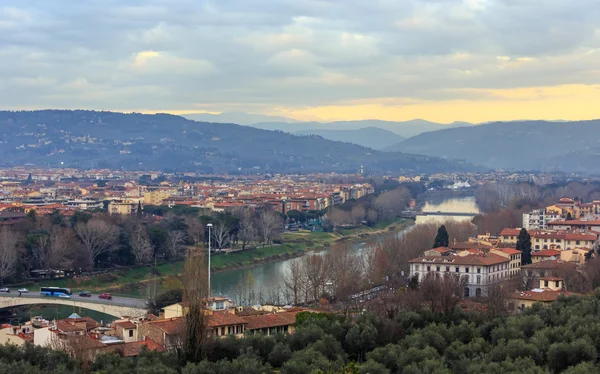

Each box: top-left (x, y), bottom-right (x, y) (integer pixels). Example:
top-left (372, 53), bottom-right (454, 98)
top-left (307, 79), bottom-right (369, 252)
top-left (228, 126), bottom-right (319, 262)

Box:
top-left (408, 253), bottom-right (511, 298)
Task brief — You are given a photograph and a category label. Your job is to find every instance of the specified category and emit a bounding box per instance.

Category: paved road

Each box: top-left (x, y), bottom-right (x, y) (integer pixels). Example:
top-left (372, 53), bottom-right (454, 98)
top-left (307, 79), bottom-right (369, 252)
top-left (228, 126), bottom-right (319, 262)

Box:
top-left (0, 290), bottom-right (147, 309)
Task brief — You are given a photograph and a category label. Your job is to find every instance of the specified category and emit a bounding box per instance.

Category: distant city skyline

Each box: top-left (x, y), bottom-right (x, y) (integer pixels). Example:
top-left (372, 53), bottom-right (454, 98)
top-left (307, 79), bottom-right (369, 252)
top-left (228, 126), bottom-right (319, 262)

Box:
top-left (2, 1), bottom-right (600, 123)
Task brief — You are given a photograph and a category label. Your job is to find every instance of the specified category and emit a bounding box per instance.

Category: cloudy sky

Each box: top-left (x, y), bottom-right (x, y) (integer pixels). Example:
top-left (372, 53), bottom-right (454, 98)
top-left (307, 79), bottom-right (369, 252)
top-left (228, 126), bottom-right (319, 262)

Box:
top-left (2, 0), bottom-right (600, 123)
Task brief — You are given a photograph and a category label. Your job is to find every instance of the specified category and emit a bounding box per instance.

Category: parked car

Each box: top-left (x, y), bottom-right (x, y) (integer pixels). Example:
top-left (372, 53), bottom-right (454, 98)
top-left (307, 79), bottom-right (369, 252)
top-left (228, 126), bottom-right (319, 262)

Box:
top-left (58, 294), bottom-right (70, 298)
top-left (98, 293), bottom-right (112, 300)
top-left (79, 291), bottom-right (91, 297)
top-left (18, 288), bottom-right (28, 293)
top-left (0, 288), bottom-right (10, 293)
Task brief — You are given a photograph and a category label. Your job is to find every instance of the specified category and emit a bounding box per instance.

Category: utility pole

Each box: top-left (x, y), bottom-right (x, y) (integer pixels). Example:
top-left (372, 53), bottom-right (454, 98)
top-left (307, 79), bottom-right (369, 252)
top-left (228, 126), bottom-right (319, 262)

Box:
top-left (207, 223), bottom-right (213, 299)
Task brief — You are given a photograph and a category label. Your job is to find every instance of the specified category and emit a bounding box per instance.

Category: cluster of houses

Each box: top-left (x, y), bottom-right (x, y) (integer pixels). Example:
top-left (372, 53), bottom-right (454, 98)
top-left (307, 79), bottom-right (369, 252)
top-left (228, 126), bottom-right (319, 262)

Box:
top-left (408, 209), bottom-right (599, 312)
top-left (0, 176), bottom-right (374, 218)
top-left (0, 297), bottom-right (313, 360)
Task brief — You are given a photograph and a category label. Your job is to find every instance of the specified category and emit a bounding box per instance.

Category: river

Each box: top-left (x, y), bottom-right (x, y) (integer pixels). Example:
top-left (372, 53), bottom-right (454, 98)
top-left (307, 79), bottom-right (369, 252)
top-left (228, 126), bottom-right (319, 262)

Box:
top-left (211, 195), bottom-right (481, 303)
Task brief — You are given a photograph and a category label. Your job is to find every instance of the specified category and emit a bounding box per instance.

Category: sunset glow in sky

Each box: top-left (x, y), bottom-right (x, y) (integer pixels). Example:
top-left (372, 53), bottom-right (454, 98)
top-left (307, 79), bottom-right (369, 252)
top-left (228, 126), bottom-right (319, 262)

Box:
top-left (2, 0), bottom-right (600, 123)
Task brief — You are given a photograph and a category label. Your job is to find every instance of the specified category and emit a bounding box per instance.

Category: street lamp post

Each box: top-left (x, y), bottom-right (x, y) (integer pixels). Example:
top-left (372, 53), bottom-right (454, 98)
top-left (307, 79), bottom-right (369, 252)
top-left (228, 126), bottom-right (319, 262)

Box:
top-left (207, 223), bottom-right (213, 299)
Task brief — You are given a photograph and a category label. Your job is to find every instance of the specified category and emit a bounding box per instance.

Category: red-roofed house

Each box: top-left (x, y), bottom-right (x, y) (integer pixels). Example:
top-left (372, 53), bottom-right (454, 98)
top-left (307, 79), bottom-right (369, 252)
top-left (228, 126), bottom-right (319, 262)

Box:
top-left (408, 253), bottom-right (510, 298)
top-left (532, 249), bottom-right (561, 263)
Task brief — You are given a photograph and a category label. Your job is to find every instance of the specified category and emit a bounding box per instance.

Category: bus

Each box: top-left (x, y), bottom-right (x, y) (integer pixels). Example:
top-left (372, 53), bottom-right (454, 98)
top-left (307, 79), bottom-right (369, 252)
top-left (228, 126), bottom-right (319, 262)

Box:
top-left (40, 287), bottom-right (72, 297)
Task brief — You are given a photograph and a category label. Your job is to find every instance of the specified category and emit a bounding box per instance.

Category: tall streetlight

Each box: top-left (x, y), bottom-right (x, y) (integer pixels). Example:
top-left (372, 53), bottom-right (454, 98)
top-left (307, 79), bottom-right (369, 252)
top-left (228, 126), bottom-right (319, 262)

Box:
top-left (206, 223), bottom-right (213, 299)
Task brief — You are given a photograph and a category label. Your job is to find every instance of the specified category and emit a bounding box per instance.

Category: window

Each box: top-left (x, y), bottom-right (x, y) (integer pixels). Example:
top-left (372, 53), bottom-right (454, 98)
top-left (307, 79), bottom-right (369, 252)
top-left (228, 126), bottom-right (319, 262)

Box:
top-left (427, 266), bottom-right (431, 272)
top-left (445, 266), bottom-right (450, 272)
top-left (464, 287), bottom-right (470, 297)
top-left (466, 267), bottom-right (470, 273)
top-left (476, 288), bottom-right (482, 297)
top-left (456, 267), bottom-right (460, 272)
top-left (577, 240), bottom-right (581, 245)
top-left (544, 280), bottom-right (549, 287)
top-left (415, 265), bottom-right (420, 271)
top-left (216, 301), bottom-right (225, 310)
top-left (221, 327), bottom-right (225, 336)
top-left (555, 281), bottom-right (560, 288)
top-left (436, 266), bottom-right (440, 272)
top-left (476, 275), bottom-right (481, 284)
top-left (477, 267), bottom-right (481, 274)
top-left (128, 329), bottom-right (134, 338)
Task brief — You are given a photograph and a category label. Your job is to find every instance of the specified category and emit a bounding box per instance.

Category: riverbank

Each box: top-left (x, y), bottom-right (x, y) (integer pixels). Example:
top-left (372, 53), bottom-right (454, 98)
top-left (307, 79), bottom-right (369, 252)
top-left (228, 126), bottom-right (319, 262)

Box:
top-left (32, 218), bottom-right (414, 297)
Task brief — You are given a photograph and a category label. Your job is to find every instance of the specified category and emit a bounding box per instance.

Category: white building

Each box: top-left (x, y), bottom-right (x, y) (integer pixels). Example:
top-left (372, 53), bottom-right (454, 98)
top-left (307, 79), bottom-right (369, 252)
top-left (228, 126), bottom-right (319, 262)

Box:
top-left (523, 209), bottom-right (548, 230)
top-left (408, 253), bottom-right (510, 298)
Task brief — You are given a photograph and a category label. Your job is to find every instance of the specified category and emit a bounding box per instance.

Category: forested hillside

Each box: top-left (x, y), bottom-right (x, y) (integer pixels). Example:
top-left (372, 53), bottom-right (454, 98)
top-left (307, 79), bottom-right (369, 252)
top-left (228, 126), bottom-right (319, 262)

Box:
top-left (0, 110), bottom-right (479, 174)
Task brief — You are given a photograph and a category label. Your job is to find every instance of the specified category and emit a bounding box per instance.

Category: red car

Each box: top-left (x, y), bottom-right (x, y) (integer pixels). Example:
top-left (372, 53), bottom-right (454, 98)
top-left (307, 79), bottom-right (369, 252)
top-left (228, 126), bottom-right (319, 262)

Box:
top-left (98, 293), bottom-right (112, 300)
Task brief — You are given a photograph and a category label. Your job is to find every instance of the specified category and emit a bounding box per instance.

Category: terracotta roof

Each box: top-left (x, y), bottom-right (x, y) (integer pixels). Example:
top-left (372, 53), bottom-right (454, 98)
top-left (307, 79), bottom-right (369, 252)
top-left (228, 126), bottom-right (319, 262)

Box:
top-left (521, 260), bottom-right (578, 270)
top-left (114, 321), bottom-right (136, 329)
top-left (55, 320), bottom-right (86, 333)
top-left (501, 228), bottom-right (521, 236)
top-left (147, 318), bottom-right (184, 335)
top-left (510, 290), bottom-right (577, 302)
top-left (540, 276), bottom-right (563, 281)
top-left (122, 339), bottom-right (166, 357)
top-left (242, 312), bottom-right (299, 330)
top-left (408, 253), bottom-right (509, 266)
top-left (532, 249), bottom-right (561, 257)
top-left (492, 248), bottom-right (521, 255)
top-left (548, 220), bottom-right (600, 226)
top-left (207, 311), bottom-right (247, 327)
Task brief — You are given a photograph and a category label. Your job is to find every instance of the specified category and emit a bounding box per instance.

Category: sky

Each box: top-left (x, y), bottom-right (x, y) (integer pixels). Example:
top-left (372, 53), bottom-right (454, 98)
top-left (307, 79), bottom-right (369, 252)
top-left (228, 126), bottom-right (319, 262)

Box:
top-left (2, 0), bottom-right (600, 123)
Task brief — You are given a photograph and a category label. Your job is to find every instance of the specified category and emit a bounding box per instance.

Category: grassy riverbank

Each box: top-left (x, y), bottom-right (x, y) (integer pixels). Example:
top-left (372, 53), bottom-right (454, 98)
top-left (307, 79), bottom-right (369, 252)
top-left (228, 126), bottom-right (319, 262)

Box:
top-left (34, 218), bottom-right (413, 297)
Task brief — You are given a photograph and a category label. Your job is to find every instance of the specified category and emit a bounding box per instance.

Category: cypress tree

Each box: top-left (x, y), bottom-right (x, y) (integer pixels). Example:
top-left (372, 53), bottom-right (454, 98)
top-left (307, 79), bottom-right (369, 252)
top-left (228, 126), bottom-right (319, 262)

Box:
top-left (433, 224), bottom-right (450, 248)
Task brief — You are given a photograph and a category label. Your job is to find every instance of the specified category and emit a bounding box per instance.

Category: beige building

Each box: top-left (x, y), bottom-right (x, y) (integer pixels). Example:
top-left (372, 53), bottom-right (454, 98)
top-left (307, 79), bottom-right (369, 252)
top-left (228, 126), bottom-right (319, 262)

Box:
top-left (508, 277), bottom-right (577, 311)
top-left (0, 324), bottom-right (34, 346)
top-left (108, 200), bottom-right (138, 215)
top-left (143, 188), bottom-right (175, 206)
top-left (490, 248), bottom-right (522, 277)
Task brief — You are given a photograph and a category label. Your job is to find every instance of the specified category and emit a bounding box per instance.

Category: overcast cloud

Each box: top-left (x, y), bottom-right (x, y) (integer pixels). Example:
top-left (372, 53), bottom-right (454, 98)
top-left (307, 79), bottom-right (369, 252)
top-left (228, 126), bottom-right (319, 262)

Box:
top-left (1, 0), bottom-right (600, 122)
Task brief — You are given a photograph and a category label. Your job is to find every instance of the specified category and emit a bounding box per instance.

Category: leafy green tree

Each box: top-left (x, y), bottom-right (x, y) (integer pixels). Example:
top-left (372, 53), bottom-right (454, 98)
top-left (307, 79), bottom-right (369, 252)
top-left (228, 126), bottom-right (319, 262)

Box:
top-left (268, 342), bottom-right (292, 368)
top-left (516, 228), bottom-right (532, 265)
top-left (345, 319), bottom-right (378, 361)
top-left (433, 225), bottom-right (449, 248)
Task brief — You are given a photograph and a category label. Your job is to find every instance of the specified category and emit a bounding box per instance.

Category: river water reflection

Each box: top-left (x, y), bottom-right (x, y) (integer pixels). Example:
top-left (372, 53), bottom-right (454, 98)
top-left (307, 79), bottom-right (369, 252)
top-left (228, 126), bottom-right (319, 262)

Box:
top-left (211, 196), bottom-right (480, 302)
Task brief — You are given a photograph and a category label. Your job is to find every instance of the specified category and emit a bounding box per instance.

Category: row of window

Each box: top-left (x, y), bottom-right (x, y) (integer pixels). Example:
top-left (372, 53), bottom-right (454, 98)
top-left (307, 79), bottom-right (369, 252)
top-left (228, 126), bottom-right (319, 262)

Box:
top-left (418, 263), bottom-right (508, 273)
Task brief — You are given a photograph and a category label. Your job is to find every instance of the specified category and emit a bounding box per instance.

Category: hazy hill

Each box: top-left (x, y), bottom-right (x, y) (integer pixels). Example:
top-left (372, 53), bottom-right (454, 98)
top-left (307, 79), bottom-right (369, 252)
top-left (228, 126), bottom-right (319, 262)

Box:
top-left (384, 120), bottom-right (600, 173)
top-left (0, 110), bottom-right (482, 174)
top-left (293, 127), bottom-right (406, 150)
top-left (251, 119), bottom-right (474, 138)
top-left (183, 112), bottom-right (298, 126)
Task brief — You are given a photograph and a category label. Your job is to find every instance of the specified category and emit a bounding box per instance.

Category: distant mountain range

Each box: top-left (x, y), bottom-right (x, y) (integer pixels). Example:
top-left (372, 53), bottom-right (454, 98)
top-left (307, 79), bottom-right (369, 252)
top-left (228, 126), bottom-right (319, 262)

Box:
top-left (183, 112), bottom-right (299, 126)
top-left (384, 120), bottom-right (600, 173)
top-left (250, 119), bottom-right (474, 138)
top-left (293, 127), bottom-right (405, 150)
top-left (0, 110), bottom-right (482, 174)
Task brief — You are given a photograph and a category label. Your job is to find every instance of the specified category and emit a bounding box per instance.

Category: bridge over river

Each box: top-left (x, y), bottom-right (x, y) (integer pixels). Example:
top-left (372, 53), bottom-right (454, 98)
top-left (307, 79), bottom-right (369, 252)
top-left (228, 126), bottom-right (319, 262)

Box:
top-left (0, 293), bottom-right (147, 318)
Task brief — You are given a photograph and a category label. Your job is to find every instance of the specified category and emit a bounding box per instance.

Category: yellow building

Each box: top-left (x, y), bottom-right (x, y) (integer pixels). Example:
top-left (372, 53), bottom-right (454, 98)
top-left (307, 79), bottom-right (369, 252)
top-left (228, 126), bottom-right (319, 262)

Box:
top-left (108, 200), bottom-right (138, 215)
top-left (490, 248), bottom-right (522, 278)
top-left (143, 188), bottom-right (175, 206)
top-left (507, 277), bottom-right (577, 311)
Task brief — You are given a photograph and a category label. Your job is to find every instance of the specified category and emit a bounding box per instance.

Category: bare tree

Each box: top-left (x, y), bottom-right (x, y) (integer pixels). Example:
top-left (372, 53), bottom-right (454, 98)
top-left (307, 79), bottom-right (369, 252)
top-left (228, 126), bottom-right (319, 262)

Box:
top-left (420, 272), bottom-right (468, 314)
top-left (302, 254), bottom-right (330, 303)
top-left (373, 187), bottom-right (411, 221)
top-left (327, 245), bottom-right (362, 303)
top-left (211, 221), bottom-right (229, 250)
top-left (351, 204), bottom-right (366, 226)
top-left (185, 216), bottom-right (204, 246)
top-left (236, 208), bottom-right (256, 250)
top-left (75, 219), bottom-right (119, 265)
top-left (257, 209), bottom-right (283, 246)
top-left (47, 227), bottom-right (77, 269)
top-left (182, 248), bottom-right (209, 362)
top-left (284, 260), bottom-right (305, 305)
top-left (167, 230), bottom-right (186, 257)
top-left (0, 228), bottom-right (19, 282)
top-left (130, 224), bottom-right (153, 264)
